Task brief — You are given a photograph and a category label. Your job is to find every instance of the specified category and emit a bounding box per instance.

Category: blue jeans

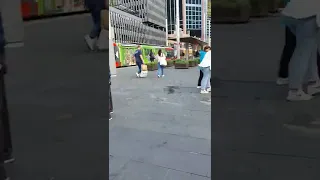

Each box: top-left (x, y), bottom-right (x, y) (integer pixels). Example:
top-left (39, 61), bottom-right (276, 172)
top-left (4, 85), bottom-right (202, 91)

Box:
top-left (200, 67), bottom-right (211, 90)
top-left (157, 63), bottom-right (164, 76)
top-left (283, 16), bottom-right (319, 89)
top-left (137, 62), bottom-right (142, 74)
top-left (89, 9), bottom-right (101, 39)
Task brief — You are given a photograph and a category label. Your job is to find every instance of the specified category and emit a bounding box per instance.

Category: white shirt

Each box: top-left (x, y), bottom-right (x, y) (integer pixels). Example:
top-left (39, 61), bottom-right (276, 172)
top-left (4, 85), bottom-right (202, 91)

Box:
top-left (199, 50), bottom-right (211, 70)
top-left (281, 0), bottom-right (320, 26)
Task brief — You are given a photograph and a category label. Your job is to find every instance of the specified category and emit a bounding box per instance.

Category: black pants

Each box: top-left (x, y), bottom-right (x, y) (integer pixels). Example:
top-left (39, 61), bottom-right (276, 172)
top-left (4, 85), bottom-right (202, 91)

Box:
top-left (278, 27), bottom-right (320, 78)
top-left (198, 70), bottom-right (203, 86)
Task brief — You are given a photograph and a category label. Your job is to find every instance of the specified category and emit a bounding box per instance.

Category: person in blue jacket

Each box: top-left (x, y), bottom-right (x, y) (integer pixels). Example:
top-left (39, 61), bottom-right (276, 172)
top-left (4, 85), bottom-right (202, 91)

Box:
top-left (276, 0), bottom-right (320, 85)
top-left (197, 46), bottom-right (210, 88)
top-left (84, 0), bottom-right (107, 50)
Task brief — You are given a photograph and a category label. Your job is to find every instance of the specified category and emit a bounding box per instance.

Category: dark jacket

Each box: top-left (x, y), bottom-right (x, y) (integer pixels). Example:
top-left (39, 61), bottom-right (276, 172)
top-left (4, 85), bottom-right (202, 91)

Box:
top-left (84, 0), bottom-right (106, 10)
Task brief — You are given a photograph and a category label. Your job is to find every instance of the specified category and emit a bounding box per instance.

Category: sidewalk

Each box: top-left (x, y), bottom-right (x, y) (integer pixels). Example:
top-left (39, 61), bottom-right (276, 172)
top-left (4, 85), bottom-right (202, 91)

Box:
top-left (212, 17), bottom-right (320, 179)
top-left (109, 67), bottom-right (211, 179)
top-left (5, 14), bottom-right (109, 179)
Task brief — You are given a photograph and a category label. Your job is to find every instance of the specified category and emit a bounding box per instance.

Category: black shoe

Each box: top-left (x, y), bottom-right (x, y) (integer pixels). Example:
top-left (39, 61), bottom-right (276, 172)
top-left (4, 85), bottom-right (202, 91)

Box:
top-left (4, 153), bottom-right (15, 164)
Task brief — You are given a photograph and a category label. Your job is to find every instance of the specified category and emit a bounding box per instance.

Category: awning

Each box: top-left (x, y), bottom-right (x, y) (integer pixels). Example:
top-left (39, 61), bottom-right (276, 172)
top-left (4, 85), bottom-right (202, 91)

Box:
top-left (168, 36), bottom-right (208, 46)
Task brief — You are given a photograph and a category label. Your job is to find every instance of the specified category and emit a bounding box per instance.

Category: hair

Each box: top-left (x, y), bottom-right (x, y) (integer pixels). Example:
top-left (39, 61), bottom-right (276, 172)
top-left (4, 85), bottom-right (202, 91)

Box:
top-left (137, 45), bottom-right (141, 48)
top-left (158, 49), bottom-right (162, 56)
top-left (204, 46), bottom-right (211, 51)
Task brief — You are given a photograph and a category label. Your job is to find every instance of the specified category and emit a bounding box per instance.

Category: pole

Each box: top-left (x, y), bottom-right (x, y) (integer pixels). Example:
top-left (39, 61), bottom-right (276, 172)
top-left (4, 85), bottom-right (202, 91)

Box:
top-left (175, 0), bottom-right (180, 59)
top-left (165, 18), bottom-right (168, 46)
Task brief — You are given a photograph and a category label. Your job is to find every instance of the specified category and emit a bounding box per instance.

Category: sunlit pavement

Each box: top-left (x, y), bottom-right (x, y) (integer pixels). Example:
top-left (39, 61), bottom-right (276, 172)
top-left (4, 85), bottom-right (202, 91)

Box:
top-left (5, 14), bottom-right (108, 179)
top-left (212, 17), bottom-right (320, 179)
top-left (109, 66), bottom-right (211, 179)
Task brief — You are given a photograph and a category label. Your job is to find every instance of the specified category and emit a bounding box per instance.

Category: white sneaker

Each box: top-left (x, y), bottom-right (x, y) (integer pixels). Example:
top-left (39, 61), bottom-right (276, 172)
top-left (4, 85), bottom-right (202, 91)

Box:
top-left (307, 81), bottom-right (320, 95)
top-left (207, 87), bottom-right (211, 92)
top-left (276, 77), bottom-right (289, 85)
top-left (286, 90), bottom-right (313, 101)
top-left (157, 75), bottom-right (161, 78)
top-left (200, 90), bottom-right (209, 94)
top-left (197, 86), bottom-right (201, 89)
top-left (162, 75), bottom-right (165, 77)
top-left (84, 35), bottom-right (97, 50)
top-left (136, 72), bottom-right (140, 77)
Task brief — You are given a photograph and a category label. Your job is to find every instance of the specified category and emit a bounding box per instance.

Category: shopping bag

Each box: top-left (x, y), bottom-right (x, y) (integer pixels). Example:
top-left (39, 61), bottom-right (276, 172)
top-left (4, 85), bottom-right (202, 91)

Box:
top-left (141, 64), bottom-right (148, 71)
top-left (159, 56), bottom-right (167, 66)
top-left (139, 71), bottom-right (148, 78)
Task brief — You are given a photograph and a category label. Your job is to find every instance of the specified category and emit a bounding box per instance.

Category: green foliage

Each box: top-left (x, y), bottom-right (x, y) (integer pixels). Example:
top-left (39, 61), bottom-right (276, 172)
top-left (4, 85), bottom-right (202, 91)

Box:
top-left (175, 60), bottom-right (188, 64)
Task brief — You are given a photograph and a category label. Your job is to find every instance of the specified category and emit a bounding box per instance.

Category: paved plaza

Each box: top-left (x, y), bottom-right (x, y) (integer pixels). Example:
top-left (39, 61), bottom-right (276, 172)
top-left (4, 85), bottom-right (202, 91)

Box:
top-left (212, 17), bottom-right (320, 179)
top-left (3, 13), bottom-right (320, 180)
top-left (5, 15), bottom-right (109, 179)
top-left (109, 67), bottom-right (211, 180)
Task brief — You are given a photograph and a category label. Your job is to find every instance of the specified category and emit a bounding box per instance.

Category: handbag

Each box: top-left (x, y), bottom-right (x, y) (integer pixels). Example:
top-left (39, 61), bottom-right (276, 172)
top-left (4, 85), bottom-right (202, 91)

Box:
top-left (158, 54), bottom-right (167, 66)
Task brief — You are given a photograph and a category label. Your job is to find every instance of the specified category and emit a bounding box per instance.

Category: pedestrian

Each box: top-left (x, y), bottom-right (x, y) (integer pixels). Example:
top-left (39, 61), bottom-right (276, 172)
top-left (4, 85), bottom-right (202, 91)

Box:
top-left (0, 12), bottom-right (9, 180)
top-left (197, 46), bottom-right (210, 88)
top-left (281, 0), bottom-right (320, 101)
top-left (149, 50), bottom-right (155, 62)
top-left (84, 0), bottom-right (107, 50)
top-left (134, 45), bottom-right (144, 77)
top-left (156, 49), bottom-right (166, 78)
top-left (198, 47), bottom-right (211, 94)
top-left (276, 0), bottom-right (320, 85)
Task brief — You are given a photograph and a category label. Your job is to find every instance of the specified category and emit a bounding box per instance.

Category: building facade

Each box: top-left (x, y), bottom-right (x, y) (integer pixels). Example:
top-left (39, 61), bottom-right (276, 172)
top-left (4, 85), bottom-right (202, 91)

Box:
top-left (110, 0), bottom-right (167, 46)
top-left (167, 0), bottom-right (210, 43)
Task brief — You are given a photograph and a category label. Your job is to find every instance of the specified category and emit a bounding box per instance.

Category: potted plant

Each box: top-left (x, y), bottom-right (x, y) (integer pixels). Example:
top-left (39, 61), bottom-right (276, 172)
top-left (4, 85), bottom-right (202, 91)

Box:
top-left (194, 58), bottom-right (200, 65)
top-left (167, 60), bottom-right (174, 67)
top-left (145, 61), bottom-right (158, 71)
top-left (250, 0), bottom-right (269, 17)
top-left (188, 59), bottom-right (196, 67)
top-left (174, 60), bottom-right (189, 69)
top-left (268, 0), bottom-right (280, 13)
top-left (212, 0), bottom-right (251, 24)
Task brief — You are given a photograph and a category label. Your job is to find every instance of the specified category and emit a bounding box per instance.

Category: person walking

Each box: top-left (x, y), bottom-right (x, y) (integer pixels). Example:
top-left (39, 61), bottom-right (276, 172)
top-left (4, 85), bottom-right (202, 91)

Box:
top-left (197, 46), bottom-right (210, 88)
top-left (149, 50), bottom-right (155, 62)
top-left (156, 49), bottom-right (166, 78)
top-left (198, 47), bottom-right (211, 94)
top-left (84, 0), bottom-right (107, 50)
top-left (281, 0), bottom-right (320, 101)
top-left (134, 45), bottom-right (144, 77)
top-left (277, 0), bottom-right (320, 85)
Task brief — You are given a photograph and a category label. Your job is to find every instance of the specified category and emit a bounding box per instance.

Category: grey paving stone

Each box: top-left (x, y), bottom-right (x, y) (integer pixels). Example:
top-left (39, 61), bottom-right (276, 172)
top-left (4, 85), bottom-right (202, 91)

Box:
top-left (109, 156), bottom-right (131, 180)
top-left (112, 161), bottom-right (168, 180)
top-left (213, 151), bottom-right (319, 180)
top-left (113, 160), bottom-right (210, 180)
top-left (164, 169), bottom-right (210, 180)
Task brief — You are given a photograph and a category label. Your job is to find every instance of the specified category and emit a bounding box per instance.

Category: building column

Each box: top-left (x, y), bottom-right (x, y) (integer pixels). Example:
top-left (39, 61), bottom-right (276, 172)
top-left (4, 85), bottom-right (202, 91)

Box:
top-left (182, 0), bottom-right (187, 35)
top-left (109, 17), bottom-right (117, 76)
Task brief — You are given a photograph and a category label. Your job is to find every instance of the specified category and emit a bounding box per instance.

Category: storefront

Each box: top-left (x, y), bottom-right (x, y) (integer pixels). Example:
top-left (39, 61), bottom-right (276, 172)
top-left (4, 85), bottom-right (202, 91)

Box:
top-left (20, 0), bottom-right (86, 19)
